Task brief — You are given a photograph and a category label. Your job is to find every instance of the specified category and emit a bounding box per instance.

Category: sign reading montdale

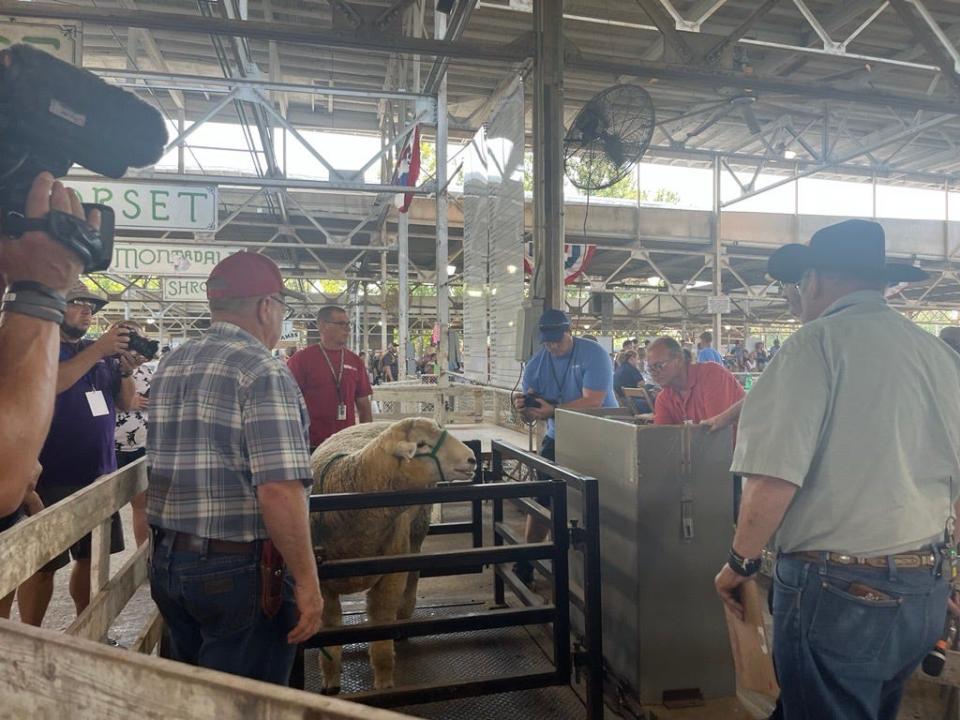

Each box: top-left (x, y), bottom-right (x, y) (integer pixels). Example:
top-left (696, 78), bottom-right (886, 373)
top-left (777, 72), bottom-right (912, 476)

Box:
top-left (68, 181), bottom-right (218, 231)
top-left (113, 244), bottom-right (243, 276)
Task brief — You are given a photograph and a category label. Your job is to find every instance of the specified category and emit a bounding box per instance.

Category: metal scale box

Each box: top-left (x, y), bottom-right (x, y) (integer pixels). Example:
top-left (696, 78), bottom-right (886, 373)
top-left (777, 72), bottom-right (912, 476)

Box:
top-left (555, 409), bottom-right (737, 704)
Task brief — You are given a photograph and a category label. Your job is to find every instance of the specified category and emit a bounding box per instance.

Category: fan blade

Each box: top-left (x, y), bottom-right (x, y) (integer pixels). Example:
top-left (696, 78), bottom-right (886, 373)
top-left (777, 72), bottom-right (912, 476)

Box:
top-left (739, 105), bottom-right (763, 136)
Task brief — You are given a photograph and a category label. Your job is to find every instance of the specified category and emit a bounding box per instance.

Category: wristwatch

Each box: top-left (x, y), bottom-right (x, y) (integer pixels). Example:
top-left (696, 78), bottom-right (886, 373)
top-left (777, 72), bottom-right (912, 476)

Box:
top-left (728, 548), bottom-right (762, 577)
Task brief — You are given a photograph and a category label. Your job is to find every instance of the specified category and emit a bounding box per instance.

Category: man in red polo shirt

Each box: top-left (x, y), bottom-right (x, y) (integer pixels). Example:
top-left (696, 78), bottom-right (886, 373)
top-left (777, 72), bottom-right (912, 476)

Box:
top-left (288, 305), bottom-right (372, 450)
top-left (648, 337), bottom-right (744, 428)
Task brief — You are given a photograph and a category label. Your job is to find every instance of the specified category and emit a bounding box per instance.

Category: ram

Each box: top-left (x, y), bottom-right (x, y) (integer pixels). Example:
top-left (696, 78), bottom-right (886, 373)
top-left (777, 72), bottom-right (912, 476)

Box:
top-left (310, 418), bottom-right (476, 694)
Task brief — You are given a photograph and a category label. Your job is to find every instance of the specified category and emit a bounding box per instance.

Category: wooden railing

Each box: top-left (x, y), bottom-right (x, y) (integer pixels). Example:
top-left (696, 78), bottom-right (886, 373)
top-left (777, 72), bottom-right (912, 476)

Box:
top-left (0, 460), bottom-right (413, 719)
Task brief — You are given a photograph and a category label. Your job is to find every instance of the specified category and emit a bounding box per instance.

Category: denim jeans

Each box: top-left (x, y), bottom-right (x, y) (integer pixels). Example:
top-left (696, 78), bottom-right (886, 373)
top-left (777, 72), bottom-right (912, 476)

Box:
top-left (149, 535), bottom-right (299, 685)
top-left (772, 551), bottom-right (950, 720)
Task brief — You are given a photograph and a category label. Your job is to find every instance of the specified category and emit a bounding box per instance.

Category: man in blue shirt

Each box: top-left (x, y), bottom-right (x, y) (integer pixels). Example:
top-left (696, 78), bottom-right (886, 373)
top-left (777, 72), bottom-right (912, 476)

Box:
top-left (512, 309), bottom-right (617, 584)
top-left (697, 330), bottom-right (724, 364)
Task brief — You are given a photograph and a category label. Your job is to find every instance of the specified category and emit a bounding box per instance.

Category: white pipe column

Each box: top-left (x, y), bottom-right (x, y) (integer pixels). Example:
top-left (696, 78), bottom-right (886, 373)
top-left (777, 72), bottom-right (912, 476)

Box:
top-left (435, 0), bottom-right (449, 382)
top-left (380, 249), bottom-right (388, 350)
top-left (712, 156), bottom-right (723, 348)
top-left (398, 212), bottom-right (409, 380)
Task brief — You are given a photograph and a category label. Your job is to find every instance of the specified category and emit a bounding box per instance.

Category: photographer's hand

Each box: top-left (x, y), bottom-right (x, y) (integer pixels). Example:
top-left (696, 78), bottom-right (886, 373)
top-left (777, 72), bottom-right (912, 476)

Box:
top-left (94, 323), bottom-right (131, 359)
top-left (527, 398), bottom-right (556, 421)
top-left (0, 173), bottom-right (101, 293)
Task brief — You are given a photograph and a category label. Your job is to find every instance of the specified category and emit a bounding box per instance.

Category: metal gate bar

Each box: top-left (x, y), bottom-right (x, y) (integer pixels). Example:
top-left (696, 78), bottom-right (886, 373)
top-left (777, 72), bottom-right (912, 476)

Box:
top-left (305, 476), bottom-right (573, 710)
top-left (490, 440), bottom-right (605, 720)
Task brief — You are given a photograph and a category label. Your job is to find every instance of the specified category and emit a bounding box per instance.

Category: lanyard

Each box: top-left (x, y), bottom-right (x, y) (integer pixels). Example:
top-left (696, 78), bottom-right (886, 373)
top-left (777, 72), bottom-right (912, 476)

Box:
top-left (319, 346), bottom-right (344, 403)
top-left (546, 343), bottom-right (577, 403)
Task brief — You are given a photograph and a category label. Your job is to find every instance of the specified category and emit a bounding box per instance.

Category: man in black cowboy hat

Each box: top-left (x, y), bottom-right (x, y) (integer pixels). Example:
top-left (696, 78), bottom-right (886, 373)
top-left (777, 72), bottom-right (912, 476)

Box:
top-left (713, 219), bottom-right (960, 719)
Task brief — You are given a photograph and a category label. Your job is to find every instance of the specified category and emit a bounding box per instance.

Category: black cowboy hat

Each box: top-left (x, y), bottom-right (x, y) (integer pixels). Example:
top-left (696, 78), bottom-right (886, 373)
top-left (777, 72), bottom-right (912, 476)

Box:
top-left (767, 219), bottom-right (927, 285)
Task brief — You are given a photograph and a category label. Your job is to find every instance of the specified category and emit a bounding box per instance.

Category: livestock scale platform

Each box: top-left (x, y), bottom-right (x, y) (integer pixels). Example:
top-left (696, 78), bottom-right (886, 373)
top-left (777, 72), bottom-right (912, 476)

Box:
top-left (302, 596), bottom-right (587, 719)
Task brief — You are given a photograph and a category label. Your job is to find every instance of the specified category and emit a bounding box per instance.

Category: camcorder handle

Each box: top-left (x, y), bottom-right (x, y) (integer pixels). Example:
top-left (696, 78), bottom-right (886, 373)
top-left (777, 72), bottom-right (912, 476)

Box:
top-left (2, 204), bottom-right (114, 273)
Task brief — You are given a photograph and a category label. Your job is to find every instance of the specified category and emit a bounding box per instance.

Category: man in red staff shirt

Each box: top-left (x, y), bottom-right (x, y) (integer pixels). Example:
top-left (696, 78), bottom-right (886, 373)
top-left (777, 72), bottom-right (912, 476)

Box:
top-left (648, 336), bottom-right (744, 429)
top-left (288, 305), bottom-right (373, 450)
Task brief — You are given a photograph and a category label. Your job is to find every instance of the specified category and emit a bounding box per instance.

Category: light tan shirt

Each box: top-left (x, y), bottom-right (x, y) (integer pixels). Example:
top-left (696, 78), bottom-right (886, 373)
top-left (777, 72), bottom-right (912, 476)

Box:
top-left (732, 290), bottom-right (960, 555)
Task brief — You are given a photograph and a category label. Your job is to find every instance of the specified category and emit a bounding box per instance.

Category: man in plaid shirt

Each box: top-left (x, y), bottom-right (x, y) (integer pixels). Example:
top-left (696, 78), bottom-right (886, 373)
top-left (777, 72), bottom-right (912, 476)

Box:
top-left (147, 252), bottom-right (322, 684)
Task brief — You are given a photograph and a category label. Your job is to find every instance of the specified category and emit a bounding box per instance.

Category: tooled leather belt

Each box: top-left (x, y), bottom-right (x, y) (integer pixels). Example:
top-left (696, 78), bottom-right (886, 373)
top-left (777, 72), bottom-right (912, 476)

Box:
top-left (788, 549), bottom-right (938, 569)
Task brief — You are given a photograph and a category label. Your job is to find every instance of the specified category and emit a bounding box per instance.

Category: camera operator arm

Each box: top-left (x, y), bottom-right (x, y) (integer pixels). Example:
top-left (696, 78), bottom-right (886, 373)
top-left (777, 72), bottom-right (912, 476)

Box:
top-left (0, 312), bottom-right (60, 514)
top-left (0, 174), bottom-right (95, 515)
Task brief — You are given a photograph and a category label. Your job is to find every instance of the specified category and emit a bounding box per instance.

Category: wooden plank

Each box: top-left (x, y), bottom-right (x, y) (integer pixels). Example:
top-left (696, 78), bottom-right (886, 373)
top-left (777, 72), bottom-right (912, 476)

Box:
top-left (0, 460), bottom-right (147, 597)
top-left (131, 608), bottom-right (164, 655)
top-left (89, 517), bottom-right (112, 595)
top-left (67, 543), bottom-right (149, 642)
top-left (0, 619), bottom-right (414, 719)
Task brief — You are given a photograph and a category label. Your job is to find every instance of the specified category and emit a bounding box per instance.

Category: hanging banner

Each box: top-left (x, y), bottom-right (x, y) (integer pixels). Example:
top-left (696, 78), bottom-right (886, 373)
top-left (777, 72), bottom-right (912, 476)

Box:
top-left (68, 180), bottom-right (218, 231)
top-left (113, 244), bottom-right (242, 276)
top-left (523, 241), bottom-right (596, 285)
top-left (161, 277), bottom-right (208, 302)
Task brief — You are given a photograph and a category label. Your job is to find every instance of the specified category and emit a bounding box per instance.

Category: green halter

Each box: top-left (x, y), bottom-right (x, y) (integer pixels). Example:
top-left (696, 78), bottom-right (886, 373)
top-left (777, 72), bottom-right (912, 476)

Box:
top-left (413, 429), bottom-right (450, 483)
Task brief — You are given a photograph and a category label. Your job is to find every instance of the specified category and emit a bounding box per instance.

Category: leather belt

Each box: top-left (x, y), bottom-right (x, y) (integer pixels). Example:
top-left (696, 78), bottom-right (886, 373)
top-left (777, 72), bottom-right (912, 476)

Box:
top-left (165, 531), bottom-right (257, 556)
top-left (790, 550), bottom-right (937, 569)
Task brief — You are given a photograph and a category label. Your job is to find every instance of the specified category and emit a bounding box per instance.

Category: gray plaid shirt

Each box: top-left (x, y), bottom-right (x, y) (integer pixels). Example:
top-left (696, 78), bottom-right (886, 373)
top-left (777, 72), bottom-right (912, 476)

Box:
top-left (146, 322), bottom-right (312, 541)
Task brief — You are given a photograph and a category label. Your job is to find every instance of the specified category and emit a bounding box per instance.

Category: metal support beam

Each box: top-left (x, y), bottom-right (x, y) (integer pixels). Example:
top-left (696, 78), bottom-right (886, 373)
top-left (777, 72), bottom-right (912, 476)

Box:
top-left (722, 113), bottom-right (956, 207)
top-left (791, 0), bottom-right (840, 52)
top-left (703, 0), bottom-right (784, 64)
top-left (569, 54), bottom-right (960, 116)
top-left (398, 212), bottom-right (410, 380)
top-left (533, 0), bottom-right (565, 311)
top-left (97, 67), bottom-right (435, 102)
top-left (889, 0), bottom-right (960, 95)
top-left (0, 3), bottom-right (528, 63)
top-left (435, 0), bottom-right (450, 386)
top-left (635, 0), bottom-right (697, 64)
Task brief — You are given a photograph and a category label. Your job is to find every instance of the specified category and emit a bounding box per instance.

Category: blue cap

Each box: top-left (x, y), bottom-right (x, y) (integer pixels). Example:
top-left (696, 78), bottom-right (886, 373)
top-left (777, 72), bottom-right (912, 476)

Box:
top-left (538, 309), bottom-right (571, 343)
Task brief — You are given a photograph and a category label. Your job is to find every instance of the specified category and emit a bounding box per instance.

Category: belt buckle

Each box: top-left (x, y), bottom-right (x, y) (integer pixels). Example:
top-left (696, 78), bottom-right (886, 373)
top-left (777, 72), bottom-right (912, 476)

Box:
top-left (833, 554), bottom-right (856, 565)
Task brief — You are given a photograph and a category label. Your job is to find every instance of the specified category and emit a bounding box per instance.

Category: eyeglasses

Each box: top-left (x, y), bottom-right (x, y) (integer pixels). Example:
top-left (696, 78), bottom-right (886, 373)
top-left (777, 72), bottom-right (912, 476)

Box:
top-left (648, 358), bottom-right (675, 373)
top-left (268, 295), bottom-right (295, 320)
top-left (67, 300), bottom-right (97, 312)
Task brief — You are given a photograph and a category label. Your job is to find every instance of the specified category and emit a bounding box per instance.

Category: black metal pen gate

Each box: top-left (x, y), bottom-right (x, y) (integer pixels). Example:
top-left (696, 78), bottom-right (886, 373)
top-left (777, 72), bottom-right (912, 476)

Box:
top-left (299, 438), bottom-right (603, 718)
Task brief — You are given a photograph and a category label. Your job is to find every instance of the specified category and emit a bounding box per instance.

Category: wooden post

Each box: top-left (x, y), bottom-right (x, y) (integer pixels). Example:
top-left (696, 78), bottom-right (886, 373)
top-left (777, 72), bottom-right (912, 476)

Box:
top-left (89, 517), bottom-right (112, 595)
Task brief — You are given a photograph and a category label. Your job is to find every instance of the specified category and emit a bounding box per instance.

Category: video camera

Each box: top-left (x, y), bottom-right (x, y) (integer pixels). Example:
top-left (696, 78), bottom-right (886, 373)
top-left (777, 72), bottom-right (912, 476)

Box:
top-left (127, 331), bottom-right (159, 361)
top-left (0, 44), bottom-right (168, 272)
top-left (522, 392), bottom-right (556, 410)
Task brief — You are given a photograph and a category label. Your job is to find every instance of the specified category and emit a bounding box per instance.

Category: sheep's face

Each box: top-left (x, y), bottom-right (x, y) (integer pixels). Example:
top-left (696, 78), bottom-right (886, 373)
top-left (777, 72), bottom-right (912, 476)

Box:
top-left (387, 418), bottom-right (477, 487)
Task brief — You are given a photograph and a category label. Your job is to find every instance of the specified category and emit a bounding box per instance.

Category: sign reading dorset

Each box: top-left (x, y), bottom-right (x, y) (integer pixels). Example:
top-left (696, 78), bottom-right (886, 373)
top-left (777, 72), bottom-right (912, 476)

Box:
top-left (68, 181), bottom-right (218, 232)
top-left (113, 244), bottom-right (242, 276)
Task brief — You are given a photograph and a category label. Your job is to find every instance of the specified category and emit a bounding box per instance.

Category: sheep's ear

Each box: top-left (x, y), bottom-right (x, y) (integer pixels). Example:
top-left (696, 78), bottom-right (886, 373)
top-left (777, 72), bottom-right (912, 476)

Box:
top-left (393, 440), bottom-right (418, 459)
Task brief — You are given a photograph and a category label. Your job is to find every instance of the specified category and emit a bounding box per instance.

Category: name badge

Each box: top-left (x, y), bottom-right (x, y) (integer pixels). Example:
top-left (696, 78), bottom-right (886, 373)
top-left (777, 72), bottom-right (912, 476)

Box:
top-left (85, 390), bottom-right (109, 417)
top-left (337, 403), bottom-right (347, 421)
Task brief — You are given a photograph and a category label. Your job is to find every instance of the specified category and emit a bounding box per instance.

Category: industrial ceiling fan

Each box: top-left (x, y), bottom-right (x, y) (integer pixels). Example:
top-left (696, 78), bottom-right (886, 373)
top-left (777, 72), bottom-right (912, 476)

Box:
top-left (563, 83), bottom-right (656, 192)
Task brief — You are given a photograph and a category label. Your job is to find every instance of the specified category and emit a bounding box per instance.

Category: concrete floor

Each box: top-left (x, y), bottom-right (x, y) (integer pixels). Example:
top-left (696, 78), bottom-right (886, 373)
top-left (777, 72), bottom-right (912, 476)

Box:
top-left (8, 501), bottom-right (956, 719)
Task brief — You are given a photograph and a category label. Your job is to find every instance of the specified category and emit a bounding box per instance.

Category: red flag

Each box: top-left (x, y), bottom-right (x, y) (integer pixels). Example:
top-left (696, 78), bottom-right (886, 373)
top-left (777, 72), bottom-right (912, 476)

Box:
top-left (394, 125), bottom-right (421, 214)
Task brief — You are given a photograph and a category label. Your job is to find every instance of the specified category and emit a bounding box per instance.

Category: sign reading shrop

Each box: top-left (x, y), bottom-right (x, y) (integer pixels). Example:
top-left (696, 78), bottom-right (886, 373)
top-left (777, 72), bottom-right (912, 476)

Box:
top-left (161, 277), bottom-right (209, 302)
top-left (69, 181), bottom-right (218, 231)
top-left (113, 244), bottom-right (242, 276)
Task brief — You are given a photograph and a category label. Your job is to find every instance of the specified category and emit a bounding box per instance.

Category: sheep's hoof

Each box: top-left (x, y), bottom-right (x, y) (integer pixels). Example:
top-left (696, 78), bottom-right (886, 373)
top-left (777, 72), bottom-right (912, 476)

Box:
top-left (373, 680), bottom-right (395, 690)
top-left (320, 686), bottom-right (341, 696)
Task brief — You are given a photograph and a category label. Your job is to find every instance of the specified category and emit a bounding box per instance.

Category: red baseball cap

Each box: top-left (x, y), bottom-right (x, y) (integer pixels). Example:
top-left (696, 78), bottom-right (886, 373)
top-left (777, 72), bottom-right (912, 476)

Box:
top-left (206, 252), bottom-right (305, 301)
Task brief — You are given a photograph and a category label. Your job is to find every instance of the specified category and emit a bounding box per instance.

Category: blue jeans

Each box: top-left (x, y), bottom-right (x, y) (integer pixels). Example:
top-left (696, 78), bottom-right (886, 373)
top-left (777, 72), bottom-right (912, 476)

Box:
top-left (149, 536), bottom-right (299, 685)
top-left (773, 551), bottom-right (950, 720)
